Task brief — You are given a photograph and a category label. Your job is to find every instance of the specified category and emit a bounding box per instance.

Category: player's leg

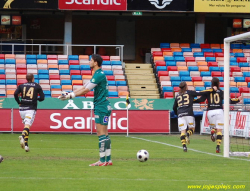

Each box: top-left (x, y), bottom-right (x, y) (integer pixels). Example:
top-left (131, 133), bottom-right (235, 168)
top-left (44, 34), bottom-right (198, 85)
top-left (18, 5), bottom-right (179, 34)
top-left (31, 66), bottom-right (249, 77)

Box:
top-left (18, 110), bottom-right (26, 149)
top-left (89, 114), bottom-right (109, 166)
top-left (215, 109), bottom-right (224, 153)
top-left (186, 116), bottom-right (195, 144)
top-left (178, 117), bottom-right (188, 152)
top-left (207, 110), bottom-right (217, 142)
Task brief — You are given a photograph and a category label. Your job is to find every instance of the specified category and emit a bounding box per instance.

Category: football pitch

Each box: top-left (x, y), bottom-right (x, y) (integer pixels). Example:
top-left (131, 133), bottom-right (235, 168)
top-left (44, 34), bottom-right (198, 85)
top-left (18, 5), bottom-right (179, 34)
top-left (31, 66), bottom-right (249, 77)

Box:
top-left (0, 133), bottom-right (249, 191)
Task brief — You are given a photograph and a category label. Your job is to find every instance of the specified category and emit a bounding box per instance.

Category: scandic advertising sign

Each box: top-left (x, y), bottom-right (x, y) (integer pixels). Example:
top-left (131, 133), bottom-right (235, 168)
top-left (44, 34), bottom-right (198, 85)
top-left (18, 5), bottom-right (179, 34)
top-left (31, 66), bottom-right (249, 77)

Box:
top-left (10, 109), bottom-right (170, 133)
top-left (194, 0), bottom-right (250, 13)
top-left (59, 0), bottom-right (127, 10)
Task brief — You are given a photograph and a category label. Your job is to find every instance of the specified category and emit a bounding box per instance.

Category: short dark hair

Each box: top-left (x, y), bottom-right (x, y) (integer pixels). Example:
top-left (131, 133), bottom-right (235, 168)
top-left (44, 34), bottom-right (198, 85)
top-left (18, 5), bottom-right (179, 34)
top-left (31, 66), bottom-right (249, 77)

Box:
top-left (91, 54), bottom-right (103, 67)
top-left (211, 77), bottom-right (220, 88)
top-left (179, 81), bottom-right (187, 95)
top-left (26, 73), bottom-right (34, 82)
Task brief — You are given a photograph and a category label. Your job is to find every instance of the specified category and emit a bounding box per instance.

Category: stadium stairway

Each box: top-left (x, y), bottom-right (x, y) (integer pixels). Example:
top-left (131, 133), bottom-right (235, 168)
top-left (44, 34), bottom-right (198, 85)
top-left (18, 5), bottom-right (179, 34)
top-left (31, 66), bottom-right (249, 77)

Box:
top-left (125, 63), bottom-right (160, 98)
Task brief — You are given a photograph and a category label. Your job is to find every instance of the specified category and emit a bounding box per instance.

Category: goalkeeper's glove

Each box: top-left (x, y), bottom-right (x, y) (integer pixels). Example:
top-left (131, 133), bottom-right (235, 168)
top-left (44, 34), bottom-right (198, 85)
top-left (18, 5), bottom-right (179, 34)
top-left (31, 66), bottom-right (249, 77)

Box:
top-left (58, 91), bottom-right (75, 101)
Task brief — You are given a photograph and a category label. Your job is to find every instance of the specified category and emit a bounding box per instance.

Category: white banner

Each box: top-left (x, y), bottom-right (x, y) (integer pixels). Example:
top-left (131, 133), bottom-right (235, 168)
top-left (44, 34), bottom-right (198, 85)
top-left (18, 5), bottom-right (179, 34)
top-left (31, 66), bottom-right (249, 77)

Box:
top-left (200, 111), bottom-right (250, 138)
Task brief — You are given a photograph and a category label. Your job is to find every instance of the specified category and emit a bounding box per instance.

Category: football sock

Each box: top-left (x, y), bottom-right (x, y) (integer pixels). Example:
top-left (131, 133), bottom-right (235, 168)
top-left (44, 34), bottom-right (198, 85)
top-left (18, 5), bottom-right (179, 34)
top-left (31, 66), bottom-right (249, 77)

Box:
top-left (187, 129), bottom-right (194, 137)
top-left (180, 133), bottom-right (186, 146)
top-left (216, 132), bottom-right (222, 146)
top-left (22, 125), bottom-right (30, 146)
top-left (98, 135), bottom-right (106, 162)
top-left (105, 135), bottom-right (111, 162)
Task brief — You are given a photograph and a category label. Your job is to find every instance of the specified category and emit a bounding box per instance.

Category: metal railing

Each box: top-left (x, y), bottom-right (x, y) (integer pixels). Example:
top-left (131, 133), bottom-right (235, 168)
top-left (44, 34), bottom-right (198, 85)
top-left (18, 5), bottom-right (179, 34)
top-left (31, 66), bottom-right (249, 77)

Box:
top-left (0, 42), bottom-right (124, 62)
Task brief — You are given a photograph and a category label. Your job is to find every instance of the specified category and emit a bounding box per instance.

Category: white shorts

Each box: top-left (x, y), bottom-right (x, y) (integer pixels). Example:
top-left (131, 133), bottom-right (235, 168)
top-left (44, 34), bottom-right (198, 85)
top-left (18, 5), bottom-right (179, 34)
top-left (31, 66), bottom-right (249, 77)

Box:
top-left (178, 116), bottom-right (195, 132)
top-left (207, 109), bottom-right (224, 130)
top-left (19, 110), bottom-right (36, 126)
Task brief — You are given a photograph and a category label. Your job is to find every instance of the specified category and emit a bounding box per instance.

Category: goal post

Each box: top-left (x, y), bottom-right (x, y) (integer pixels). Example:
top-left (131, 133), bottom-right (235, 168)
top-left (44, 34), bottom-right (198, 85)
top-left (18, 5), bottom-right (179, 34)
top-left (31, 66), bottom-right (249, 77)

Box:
top-left (224, 32), bottom-right (250, 158)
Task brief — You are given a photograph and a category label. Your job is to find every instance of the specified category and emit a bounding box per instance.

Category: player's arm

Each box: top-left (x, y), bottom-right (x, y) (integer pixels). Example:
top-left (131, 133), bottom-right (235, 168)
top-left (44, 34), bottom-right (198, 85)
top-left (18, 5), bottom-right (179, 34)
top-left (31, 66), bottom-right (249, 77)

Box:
top-left (193, 94), bottom-right (207, 103)
top-left (38, 86), bottom-right (45, 102)
top-left (173, 98), bottom-right (178, 115)
top-left (230, 97), bottom-right (241, 104)
top-left (14, 86), bottom-right (21, 104)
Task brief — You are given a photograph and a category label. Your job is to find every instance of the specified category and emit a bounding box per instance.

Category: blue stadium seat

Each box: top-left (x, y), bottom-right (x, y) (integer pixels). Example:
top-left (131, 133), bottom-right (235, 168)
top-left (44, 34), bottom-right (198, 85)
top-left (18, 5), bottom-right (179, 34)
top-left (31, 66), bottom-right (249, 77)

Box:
top-left (230, 62), bottom-right (238, 66)
top-left (51, 85), bottom-right (61, 89)
top-left (26, 55), bottom-right (36, 59)
top-left (156, 66), bottom-right (167, 72)
top-left (172, 81), bottom-right (181, 87)
top-left (38, 75), bottom-right (49, 80)
top-left (108, 81), bottom-right (116, 86)
top-left (193, 52), bottom-right (204, 57)
top-left (239, 62), bottom-right (250, 67)
top-left (243, 98), bottom-right (250, 104)
top-left (195, 87), bottom-right (205, 91)
top-left (5, 59), bottom-right (15, 64)
top-left (108, 91), bottom-right (118, 97)
top-left (234, 77), bottom-right (245, 82)
top-left (181, 76), bottom-right (192, 81)
top-left (116, 81), bottom-right (127, 86)
top-left (243, 72), bottom-right (250, 77)
top-left (71, 75), bottom-right (82, 80)
top-left (200, 71), bottom-right (211, 77)
top-left (188, 66), bottom-right (199, 71)
top-left (170, 76), bottom-right (181, 81)
top-left (80, 65), bottom-right (91, 70)
top-left (166, 61), bottom-right (176, 66)
top-left (230, 44), bottom-right (241, 49)
top-left (179, 71), bottom-right (190, 76)
top-left (220, 67), bottom-right (224, 72)
top-left (209, 67), bottom-right (220, 72)
top-left (248, 83), bottom-right (250, 88)
top-left (206, 57), bottom-right (216, 62)
top-left (34, 79), bottom-right (39, 83)
top-left (160, 43), bottom-right (170, 48)
top-left (59, 70), bottom-right (70, 75)
top-left (217, 77), bottom-right (224, 82)
top-left (0, 69), bottom-right (5, 74)
top-left (190, 43), bottom-right (200, 48)
top-left (44, 90), bottom-right (51, 98)
top-left (61, 80), bottom-right (72, 85)
top-left (69, 65), bottom-right (80, 70)
top-left (0, 59), bottom-right (4, 64)
top-left (68, 55), bottom-right (79, 60)
top-left (234, 53), bottom-right (244, 57)
top-left (230, 87), bottom-right (239, 93)
top-left (102, 61), bottom-right (111, 65)
top-left (34, 75), bottom-right (39, 80)
top-left (212, 49), bottom-right (223, 53)
top-left (202, 48), bottom-right (212, 52)
top-left (6, 79), bottom-right (17, 85)
top-left (175, 57), bottom-right (185, 62)
top-left (38, 70), bottom-right (49, 75)
top-left (104, 70), bottom-right (113, 76)
top-left (0, 80), bottom-right (6, 84)
top-left (230, 57), bottom-right (237, 62)
top-left (242, 44), bottom-right (250, 49)
top-left (164, 57), bottom-right (175, 61)
top-left (204, 81), bottom-right (211, 88)
top-left (162, 86), bottom-right (173, 93)
top-left (182, 48), bottom-right (192, 52)
top-left (58, 60), bottom-right (69, 65)
top-left (111, 61), bottom-right (122, 65)
top-left (37, 55), bottom-right (47, 60)
top-left (26, 59), bottom-right (37, 64)
top-left (173, 52), bottom-right (183, 57)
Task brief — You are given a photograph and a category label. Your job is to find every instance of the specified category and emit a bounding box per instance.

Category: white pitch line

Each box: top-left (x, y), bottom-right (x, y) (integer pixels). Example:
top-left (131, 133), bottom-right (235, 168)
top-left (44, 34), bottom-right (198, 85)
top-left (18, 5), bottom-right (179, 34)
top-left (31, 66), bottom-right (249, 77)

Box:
top-left (0, 177), bottom-right (249, 183)
top-left (129, 136), bottom-right (250, 162)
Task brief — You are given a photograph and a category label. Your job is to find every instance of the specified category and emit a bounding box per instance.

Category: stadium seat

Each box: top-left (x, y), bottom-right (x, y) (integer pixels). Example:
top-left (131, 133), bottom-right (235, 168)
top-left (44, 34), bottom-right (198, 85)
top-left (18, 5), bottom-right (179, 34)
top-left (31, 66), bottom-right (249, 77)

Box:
top-left (68, 55), bottom-right (79, 60)
top-left (200, 71), bottom-right (211, 77)
top-left (237, 57), bottom-right (247, 63)
top-left (195, 87), bottom-right (205, 91)
top-left (70, 70), bottom-right (81, 76)
top-left (6, 79), bottom-right (17, 85)
top-left (211, 72), bottom-right (222, 77)
top-left (162, 86), bottom-right (173, 93)
top-left (164, 92), bottom-right (174, 98)
top-left (156, 66), bottom-right (167, 72)
top-left (69, 60), bottom-right (79, 65)
top-left (170, 76), bottom-right (181, 81)
top-left (192, 77), bottom-right (202, 82)
top-left (58, 60), bottom-right (69, 65)
top-left (166, 61), bottom-right (176, 66)
top-left (230, 87), bottom-right (239, 93)
top-left (71, 75), bottom-right (82, 80)
top-left (72, 80), bottom-right (83, 86)
top-left (116, 81), bottom-right (127, 86)
top-left (193, 52), bottom-right (204, 57)
top-left (111, 61), bottom-right (122, 65)
top-left (190, 43), bottom-right (200, 48)
top-left (188, 66), bottom-right (199, 71)
top-left (164, 57), bottom-right (175, 61)
top-left (179, 71), bottom-right (190, 76)
top-left (108, 91), bottom-right (118, 97)
top-left (37, 55), bottom-right (47, 60)
top-left (155, 61), bottom-right (166, 67)
top-left (181, 76), bottom-right (192, 81)
top-left (69, 65), bottom-right (80, 70)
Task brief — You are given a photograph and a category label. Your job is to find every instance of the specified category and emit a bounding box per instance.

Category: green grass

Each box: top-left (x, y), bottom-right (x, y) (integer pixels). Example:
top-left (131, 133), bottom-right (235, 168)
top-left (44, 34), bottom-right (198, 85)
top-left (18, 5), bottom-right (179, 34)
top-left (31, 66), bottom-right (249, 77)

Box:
top-left (0, 134), bottom-right (249, 191)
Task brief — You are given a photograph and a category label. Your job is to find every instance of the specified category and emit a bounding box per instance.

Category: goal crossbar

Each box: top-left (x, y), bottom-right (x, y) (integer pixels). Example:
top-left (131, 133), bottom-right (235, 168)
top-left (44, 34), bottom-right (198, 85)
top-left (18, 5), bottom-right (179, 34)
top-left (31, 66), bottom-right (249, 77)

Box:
top-left (224, 32), bottom-right (250, 157)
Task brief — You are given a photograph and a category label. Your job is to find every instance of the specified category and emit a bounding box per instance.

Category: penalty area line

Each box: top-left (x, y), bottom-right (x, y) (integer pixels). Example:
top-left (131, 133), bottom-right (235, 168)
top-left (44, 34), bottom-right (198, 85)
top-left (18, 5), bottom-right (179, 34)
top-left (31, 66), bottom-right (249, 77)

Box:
top-left (129, 136), bottom-right (250, 162)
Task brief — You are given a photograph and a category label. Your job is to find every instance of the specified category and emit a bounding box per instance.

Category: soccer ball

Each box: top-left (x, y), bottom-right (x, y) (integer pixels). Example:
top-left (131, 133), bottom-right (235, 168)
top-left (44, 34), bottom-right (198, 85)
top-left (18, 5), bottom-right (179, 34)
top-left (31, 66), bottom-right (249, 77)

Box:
top-left (137, 150), bottom-right (149, 162)
top-left (0, 155), bottom-right (3, 163)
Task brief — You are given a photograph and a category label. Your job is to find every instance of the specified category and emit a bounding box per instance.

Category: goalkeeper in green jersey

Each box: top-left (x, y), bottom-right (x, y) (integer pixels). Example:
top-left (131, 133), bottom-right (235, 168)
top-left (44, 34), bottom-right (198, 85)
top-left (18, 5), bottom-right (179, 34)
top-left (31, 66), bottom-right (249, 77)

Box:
top-left (58, 54), bottom-right (112, 166)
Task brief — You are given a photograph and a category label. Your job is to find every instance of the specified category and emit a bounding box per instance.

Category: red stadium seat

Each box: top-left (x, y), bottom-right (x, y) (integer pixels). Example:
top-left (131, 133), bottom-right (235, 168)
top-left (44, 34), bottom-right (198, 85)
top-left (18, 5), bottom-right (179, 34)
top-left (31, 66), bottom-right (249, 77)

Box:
top-left (164, 92), bottom-right (174, 98)
top-left (101, 56), bottom-right (110, 61)
top-left (0, 54), bottom-right (4, 59)
top-left (17, 79), bottom-right (27, 86)
top-left (230, 93), bottom-right (240, 98)
top-left (0, 74), bottom-right (5, 79)
top-left (69, 60), bottom-right (79, 65)
top-left (237, 57), bottom-right (247, 63)
top-left (152, 51), bottom-right (163, 57)
top-left (204, 52), bottom-right (214, 57)
top-left (200, 44), bottom-right (210, 49)
top-left (174, 87), bottom-right (180, 92)
top-left (155, 61), bottom-right (166, 67)
top-left (239, 87), bottom-right (250, 93)
top-left (158, 71), bottom-right (169, 77)
top-left (49, 75), bottom-right (60, 80)
top-left (81, 70), bottom-right (92, 75)
top-left (16, 64), bottom-right (27, 69)
top-left (185, 57), bottom-right (195, 62)
top-left (16, 69), bottom-right (27, 75)
top-left (47, 55), bottom-right (58, 60)
top-left (107, 76), bottom-right (115, 81)
top-left (207, 62), bottom-right (218, 67)
top-left (211, 72), bottom-right (222, 77)
top-left (245, 77), bottom-right (250, 83)
top-left (192, 77), bottom-right (202, 82)
top-left (161, 48), bottom-right (172, 52)
top-left (214, 53), bottom-right (224, 57)
top-left (230, 67), bottom-right (241, 72)
top-left (70, 70), bottom-right (81, 75)
top-left (167, 66), bottom-right (178, 71)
